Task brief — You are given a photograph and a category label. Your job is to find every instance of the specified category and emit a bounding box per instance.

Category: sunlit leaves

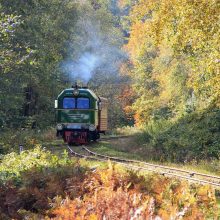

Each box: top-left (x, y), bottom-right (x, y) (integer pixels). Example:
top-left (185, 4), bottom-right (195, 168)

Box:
top-left (125, 0), bottom-right (220, 125)
top-left (51, 166), bottom-right (218, 219)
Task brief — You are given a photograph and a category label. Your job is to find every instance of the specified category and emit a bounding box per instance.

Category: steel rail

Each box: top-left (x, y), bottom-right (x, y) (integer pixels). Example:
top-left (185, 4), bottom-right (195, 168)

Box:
top-left (67, 145), bottom-right (105, 162)
top-left (67, 145), bottom-right (158, 173)
top-left (96, 135), bottom-right (220, 180)
top-left (67, 146), bottom-right (220, 188)
top-left (82, 146), bottom-right (220, 187)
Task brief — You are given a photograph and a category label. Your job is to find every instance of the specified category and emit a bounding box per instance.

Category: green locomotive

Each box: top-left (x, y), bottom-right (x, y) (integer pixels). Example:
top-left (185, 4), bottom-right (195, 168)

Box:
top-left (55, 84), bottom-right (108, 144)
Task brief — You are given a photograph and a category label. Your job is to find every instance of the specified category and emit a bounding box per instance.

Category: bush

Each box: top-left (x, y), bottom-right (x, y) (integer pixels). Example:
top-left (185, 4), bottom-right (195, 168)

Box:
top-left (0, 146), bottom-right (71, 184)
top-left (0, 148), bottom-right (218, 219)
top-left (140, 109), bottom-right (220, 162)
top-left (0, 147), bottom-right (87, 219)
top-left (50, 166), bottom-right (218, 219)
top-left (0, 128), bottom-right (56, 154)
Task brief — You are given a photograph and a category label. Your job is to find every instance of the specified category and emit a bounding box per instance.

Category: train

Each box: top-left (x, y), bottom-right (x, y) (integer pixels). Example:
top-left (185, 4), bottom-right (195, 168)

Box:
top-left (55, 83), bottom-right (108, 144)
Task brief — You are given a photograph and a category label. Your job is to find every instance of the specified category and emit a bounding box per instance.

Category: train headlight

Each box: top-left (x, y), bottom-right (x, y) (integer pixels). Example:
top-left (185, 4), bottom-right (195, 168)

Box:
top-left (57, 124), bottom-right (63, 130)
top-left (73, 89), bottom-right (79, 96)
top-left (89, 124), bottom-right (96, 131)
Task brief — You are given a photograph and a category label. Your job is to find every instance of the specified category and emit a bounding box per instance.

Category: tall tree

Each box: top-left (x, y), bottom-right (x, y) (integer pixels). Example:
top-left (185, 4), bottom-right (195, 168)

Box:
top-left (124, 0), bottom-right (220, 125)
top-left (0, 0), bottom-right (79, 128)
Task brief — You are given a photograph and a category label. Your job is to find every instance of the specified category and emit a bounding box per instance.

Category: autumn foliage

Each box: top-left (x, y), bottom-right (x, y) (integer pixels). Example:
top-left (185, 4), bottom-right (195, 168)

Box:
top-left (51, 165), bottom-right (217, 220)
top-left (123, 0), bottom-right (220, 125)
top-left (116, 0), bottom-right (220, 162)
top-left (0, 148), bottom-right (218, 219)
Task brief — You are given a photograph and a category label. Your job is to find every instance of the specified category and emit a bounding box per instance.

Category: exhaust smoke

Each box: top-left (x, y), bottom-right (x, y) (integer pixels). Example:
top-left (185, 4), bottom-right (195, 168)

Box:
top-left (60, 6), bottom-right (126, 84)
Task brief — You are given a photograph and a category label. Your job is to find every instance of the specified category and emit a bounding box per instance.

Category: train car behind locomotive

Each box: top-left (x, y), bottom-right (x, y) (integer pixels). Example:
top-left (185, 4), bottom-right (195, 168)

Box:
top-left (55, 84), bottom-right (108, 144)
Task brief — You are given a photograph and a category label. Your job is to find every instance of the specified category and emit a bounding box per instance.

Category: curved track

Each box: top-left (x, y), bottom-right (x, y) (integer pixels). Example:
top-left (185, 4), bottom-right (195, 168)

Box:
top-left (67, 145), bottom-right (220, 189)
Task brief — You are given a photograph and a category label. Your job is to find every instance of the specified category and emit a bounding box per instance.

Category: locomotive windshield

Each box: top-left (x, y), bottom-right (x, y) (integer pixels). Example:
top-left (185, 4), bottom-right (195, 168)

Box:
top-left (77, 98), bottom-right (89, 109)
top-left (63, 97), bottom-right (90, 109)
top-left (63, 97), bottom-right (75, 109)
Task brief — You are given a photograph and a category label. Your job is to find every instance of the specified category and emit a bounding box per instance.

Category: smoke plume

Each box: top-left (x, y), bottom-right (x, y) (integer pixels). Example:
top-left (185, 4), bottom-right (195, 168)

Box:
top-left (61, 6), bottom-right (126, 84)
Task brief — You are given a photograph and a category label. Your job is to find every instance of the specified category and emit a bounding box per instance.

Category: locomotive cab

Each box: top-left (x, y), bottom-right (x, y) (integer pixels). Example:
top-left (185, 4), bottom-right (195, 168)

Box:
top-left (55, 85), bottom-right (107, 144)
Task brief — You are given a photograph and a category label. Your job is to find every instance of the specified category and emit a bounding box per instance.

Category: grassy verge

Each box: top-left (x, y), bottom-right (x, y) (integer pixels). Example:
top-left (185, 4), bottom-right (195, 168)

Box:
top-left (90, 137), bottom-right (220, 177)
top-left (107, 126), bottom-right (142, 136)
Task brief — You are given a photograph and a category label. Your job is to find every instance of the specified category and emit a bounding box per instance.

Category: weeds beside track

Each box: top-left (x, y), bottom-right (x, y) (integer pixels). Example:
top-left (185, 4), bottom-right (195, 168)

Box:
top-left (67, 145), bottom-right (220, 189)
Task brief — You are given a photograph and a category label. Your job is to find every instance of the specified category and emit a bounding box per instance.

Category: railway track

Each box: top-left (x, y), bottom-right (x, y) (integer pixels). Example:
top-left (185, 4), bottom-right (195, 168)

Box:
top-left (67, 145), bottom-right (220, 189)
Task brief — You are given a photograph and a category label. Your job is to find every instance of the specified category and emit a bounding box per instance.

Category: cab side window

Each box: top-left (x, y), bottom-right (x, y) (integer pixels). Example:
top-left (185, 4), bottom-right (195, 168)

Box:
top-left (63, 97), bottom-right (75, 109)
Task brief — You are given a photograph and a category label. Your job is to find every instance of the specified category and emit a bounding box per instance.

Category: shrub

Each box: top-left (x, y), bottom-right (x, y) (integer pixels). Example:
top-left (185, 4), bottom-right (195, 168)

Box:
top-left (0, 148), bottom-right (218, 219)
top-left (51, 166), bottom-right (218, 219)
top-left (140, 109), bottom-right (220, 162)
top-left (0, 128), bottom-right (56, 154)
top-left (0, 147), bottom-right (87, 219)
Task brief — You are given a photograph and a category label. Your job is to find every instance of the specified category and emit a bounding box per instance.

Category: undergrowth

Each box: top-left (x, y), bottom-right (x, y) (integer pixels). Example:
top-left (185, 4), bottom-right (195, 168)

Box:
top-left (0, 146), bottom-right (71, 185)
top-left (138, 109), bottom-right (220, 163)
top-left (0, 147), bottom-right (218, 219)
top-left (109, 126), bottom-right (142, 136)
top-left (0, 128), bottom-right (56, 154)
top-left (91, 141), bottom-right (220, 177)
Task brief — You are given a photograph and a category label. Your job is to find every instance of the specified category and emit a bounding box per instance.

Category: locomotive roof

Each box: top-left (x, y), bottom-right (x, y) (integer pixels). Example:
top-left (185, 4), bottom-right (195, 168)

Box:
top-left (58, 88), bottom-right (99, 100)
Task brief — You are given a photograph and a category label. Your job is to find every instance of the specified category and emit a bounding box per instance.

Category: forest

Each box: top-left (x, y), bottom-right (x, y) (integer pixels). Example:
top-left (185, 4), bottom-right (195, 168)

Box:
top-left (0, 0), bottom-right (220, 219)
